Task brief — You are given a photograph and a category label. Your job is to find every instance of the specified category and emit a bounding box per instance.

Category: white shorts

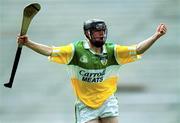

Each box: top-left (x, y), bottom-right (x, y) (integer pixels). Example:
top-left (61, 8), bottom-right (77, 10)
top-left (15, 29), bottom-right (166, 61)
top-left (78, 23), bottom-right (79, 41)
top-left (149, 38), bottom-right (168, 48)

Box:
top-left (75, 95), bottom-right (119, 123)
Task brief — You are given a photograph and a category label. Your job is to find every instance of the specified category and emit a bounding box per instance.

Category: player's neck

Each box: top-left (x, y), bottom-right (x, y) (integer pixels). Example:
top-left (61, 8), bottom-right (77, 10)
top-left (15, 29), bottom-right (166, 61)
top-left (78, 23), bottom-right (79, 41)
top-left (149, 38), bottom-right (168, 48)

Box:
top-left (89, 42), bottom-right (102, 54)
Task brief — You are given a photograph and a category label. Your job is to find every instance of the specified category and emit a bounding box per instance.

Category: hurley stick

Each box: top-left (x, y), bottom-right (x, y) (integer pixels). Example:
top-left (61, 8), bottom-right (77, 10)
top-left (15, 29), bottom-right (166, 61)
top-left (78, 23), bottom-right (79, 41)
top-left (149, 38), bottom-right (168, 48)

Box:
top-left (4, 3), bottom-right (41, 88)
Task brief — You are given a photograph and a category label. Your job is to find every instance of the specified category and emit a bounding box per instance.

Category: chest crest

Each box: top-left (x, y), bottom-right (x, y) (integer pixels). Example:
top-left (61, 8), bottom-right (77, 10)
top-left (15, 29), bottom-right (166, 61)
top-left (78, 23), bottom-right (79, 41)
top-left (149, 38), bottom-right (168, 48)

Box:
top-left (80, 55), bottom-right (88, 63)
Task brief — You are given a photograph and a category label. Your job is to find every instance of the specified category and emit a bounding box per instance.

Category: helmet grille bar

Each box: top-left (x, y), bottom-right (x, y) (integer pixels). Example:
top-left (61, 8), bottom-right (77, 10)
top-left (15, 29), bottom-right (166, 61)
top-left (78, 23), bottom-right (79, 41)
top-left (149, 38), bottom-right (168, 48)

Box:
top-left (83, 19), bottom-right (107, 31)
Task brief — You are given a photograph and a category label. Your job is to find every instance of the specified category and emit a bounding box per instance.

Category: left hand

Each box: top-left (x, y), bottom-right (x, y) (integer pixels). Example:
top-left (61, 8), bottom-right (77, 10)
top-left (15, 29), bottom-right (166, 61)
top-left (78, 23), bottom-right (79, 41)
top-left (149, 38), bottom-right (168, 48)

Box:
top-left (156, 23), bottom-right (167, 37)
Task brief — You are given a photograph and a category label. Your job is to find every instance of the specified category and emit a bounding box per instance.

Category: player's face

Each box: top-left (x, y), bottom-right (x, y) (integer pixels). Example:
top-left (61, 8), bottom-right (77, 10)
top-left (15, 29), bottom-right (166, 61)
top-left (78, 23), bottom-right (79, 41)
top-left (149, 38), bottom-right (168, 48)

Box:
top-left (89, 30), bottom-right (106, 48)
top-left (91, 30), bottom-right (105, 42)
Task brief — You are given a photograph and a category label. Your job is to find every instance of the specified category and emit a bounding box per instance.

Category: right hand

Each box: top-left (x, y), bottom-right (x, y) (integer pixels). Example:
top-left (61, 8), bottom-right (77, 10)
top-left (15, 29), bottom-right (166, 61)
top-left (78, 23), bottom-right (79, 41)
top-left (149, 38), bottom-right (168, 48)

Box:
top-left (17, 35), bottom-right (29, 45)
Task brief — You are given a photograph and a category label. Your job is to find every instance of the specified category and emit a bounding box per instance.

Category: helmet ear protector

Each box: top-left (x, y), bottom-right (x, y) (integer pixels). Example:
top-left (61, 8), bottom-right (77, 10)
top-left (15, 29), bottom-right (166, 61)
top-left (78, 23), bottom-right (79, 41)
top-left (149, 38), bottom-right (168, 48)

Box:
top-left (83, 19), bottom-right (107, 47)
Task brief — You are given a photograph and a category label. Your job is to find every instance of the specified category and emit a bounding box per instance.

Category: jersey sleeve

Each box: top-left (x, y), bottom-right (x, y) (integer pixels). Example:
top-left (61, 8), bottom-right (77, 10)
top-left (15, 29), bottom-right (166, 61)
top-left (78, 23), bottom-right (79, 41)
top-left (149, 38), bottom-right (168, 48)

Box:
top-left (48, 43), bottom-right (74, 64)
top-left (114, 44), bottom-right (141, 65)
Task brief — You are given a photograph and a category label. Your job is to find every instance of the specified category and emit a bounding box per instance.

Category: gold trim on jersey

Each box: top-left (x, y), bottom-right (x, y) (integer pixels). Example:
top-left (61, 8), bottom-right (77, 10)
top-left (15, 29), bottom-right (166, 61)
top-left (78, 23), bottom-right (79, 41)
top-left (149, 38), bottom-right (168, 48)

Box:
top-left (115, 45), bottom-right (141, 64)
top-left (48, 44), bottom-right (74, 64)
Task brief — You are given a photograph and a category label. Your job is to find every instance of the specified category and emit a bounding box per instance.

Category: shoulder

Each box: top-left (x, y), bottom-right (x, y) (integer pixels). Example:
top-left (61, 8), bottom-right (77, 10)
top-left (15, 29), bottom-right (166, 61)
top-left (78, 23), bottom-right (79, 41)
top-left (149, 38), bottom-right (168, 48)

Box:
top-left (72, 40), bottom-right (84, 46)
top-left (71, 40), bottom-right (87, 53)
top-left (105, 42), bottom-right (115, 47)
top-left (105, 41), bottom-right (116, 52)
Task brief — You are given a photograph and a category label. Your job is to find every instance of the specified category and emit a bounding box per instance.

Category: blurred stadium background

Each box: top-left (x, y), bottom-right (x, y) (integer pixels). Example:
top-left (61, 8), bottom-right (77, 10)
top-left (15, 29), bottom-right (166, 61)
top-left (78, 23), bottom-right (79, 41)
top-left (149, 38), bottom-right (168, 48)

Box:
top-left (0, 0), bottom-right (180, 123)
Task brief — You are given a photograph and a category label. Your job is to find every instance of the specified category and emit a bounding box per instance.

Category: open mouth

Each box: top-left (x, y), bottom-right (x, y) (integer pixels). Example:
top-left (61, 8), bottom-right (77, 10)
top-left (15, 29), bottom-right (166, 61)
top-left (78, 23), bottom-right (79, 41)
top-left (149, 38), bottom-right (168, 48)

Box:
top-left (94, 37), bottom-right (104, 41)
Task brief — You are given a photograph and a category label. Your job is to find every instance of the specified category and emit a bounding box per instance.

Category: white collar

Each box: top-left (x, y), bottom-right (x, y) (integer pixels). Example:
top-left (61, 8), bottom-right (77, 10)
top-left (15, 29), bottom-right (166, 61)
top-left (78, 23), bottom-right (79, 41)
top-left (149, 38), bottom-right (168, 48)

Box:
top-left (83, 40), bottom-right (107, 55)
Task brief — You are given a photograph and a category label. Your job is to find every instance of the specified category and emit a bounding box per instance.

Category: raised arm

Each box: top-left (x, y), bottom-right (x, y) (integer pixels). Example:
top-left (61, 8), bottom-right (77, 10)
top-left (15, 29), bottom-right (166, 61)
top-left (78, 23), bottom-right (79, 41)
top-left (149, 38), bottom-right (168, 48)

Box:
top-left (17, 35), bottom-right (52, 56)
top-left (136, 24), bottom-right (167, 55)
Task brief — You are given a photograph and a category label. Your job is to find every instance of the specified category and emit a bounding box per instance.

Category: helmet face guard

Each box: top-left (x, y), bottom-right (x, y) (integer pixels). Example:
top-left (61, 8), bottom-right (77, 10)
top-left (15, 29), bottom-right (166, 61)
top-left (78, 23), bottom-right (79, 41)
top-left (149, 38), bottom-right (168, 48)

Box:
top-left (84, 19), bottom-right (107, 48)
